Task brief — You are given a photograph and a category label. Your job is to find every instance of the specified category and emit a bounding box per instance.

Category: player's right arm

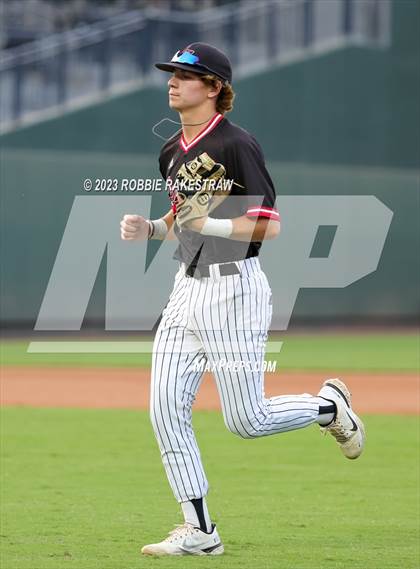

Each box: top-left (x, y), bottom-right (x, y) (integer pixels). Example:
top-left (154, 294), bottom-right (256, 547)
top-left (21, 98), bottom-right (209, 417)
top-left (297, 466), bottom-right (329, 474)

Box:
top-left (121, 139), bottom-right (180, 241)
top-left (120, 209), bottom-right (176, 241)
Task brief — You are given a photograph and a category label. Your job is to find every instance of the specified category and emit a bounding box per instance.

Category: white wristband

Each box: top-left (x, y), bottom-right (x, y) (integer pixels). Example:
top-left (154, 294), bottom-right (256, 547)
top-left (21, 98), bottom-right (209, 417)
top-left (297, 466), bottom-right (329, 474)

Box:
top-left (200, 217), bottom-right (233, 238)
top-left (148, 219), bottom-right (168, 240)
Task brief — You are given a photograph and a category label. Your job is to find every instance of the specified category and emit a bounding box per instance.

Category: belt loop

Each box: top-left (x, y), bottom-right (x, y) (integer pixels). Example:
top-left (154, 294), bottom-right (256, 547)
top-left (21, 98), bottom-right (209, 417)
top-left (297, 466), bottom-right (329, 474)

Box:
top-left (212, 264), bottom-right (220, 280)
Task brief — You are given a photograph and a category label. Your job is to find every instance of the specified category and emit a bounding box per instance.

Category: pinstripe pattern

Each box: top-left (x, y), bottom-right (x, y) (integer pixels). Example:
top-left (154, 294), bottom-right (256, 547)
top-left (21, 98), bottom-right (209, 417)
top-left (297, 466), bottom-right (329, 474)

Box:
top-left (150, 258), bottom-right (321, 502)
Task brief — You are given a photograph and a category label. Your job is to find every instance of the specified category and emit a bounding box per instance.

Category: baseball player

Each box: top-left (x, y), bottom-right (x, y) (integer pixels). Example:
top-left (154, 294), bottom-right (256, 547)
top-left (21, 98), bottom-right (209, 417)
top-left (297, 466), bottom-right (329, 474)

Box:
top-left (120, 42), bottom-right (365, 557)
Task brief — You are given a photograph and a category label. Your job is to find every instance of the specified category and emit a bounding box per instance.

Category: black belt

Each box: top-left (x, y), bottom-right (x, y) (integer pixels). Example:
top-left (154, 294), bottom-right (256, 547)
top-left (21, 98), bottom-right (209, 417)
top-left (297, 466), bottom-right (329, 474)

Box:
top-left (185, 262), bottom-right (240, 279)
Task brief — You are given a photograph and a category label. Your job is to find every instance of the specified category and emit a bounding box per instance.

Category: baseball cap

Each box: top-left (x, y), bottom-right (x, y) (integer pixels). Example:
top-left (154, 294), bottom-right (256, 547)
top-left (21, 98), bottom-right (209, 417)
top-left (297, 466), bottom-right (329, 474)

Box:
top-left (155, 42), bottom-right (232, 84)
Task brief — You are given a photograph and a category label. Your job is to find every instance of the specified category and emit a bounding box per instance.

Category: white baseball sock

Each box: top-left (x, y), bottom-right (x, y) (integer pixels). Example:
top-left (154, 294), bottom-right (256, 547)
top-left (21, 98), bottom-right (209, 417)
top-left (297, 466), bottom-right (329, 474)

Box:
top-left (315, 397), bottom-right (337, 426)
top-left (181, 498), bottom-right (212, 533)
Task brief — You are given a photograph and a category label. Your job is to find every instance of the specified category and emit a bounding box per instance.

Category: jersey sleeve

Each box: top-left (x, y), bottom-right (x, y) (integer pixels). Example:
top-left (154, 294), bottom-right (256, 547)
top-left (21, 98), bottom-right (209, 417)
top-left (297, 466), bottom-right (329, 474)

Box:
top-left (235, 136), bottom-right (280, 221)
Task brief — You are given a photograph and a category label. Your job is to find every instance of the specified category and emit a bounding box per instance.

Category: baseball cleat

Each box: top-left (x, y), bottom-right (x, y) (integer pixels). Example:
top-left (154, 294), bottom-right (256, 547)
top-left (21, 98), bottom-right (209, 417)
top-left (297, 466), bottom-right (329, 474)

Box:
top-left (141, 522), bottom-right (224, 556)
top-left (318, 378), bottom-right (366, 459)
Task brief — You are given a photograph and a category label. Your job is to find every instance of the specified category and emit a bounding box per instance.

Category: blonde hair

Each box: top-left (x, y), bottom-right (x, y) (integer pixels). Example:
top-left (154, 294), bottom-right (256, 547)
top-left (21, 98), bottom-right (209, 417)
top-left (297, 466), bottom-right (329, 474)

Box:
top-left (200, 74), bottom-right (235, 114)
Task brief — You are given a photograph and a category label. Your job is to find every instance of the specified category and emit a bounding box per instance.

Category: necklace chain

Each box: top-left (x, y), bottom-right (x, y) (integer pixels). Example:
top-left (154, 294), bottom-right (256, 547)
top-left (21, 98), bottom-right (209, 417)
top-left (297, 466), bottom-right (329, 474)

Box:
top-left (181, 115), bottom-right (214, 126)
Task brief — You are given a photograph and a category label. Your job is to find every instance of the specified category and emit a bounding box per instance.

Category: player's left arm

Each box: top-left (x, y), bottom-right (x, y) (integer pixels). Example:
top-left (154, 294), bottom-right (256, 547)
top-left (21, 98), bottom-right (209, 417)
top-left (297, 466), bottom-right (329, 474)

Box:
top-left (232, 215), bottom-right (280, 241)
top-left (187, 215), bottom-right (280, 240)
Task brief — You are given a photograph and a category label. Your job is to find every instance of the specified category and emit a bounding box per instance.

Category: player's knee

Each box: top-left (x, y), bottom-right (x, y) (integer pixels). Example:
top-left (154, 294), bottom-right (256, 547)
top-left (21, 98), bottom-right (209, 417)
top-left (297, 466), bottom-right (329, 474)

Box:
top-left (149, 388), bottom-right (186, 435)
top-left (149, 394), bottom-right (167, 433)
top-left (239, 425), bottom-right (262, 439)
top-left (149, 405), bottom-right (159, 433)
top-left (224, 422), bottom-right (243, 438)
top-left (223, 416), bottom-right (260, 439)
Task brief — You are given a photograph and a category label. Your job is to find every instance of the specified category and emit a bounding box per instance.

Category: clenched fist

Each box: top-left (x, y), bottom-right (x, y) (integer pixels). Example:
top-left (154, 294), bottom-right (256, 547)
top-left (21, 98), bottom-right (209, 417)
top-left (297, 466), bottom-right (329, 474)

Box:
top-left (120, 214), bottom-right (150, 240)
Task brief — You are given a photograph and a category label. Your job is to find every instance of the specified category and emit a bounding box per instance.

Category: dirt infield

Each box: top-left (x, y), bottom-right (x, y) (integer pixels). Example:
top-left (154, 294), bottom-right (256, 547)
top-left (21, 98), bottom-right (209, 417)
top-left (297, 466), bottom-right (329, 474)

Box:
top-left (1, 367), bottom-right (418, 414)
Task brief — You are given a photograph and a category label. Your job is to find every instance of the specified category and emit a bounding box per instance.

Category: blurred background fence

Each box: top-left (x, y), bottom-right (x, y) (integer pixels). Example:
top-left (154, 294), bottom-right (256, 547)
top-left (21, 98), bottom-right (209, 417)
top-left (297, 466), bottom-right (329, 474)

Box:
top-left (0, 0), bottom-right (419, 330)
top-left (0, 0), bottom-right (391, 130)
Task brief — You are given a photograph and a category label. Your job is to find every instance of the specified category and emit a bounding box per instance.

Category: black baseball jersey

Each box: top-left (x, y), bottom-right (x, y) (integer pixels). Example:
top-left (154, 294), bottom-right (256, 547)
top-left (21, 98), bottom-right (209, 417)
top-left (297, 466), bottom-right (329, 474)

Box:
top-left (159, 112), bottom-right (279, 266)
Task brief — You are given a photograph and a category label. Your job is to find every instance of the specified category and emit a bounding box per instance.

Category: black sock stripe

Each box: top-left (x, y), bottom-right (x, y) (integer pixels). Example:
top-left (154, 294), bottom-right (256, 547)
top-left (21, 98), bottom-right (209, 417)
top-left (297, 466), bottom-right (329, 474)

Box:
top-left (190, 498), bottom-right (208, 532)
top-left (319, 403), bottom-right (336, 415)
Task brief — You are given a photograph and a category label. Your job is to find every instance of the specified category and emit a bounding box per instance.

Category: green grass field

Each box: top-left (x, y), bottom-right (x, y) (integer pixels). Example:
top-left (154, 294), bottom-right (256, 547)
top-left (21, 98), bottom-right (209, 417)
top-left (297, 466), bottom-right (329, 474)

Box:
top-left (1, 332), bottom-right (418, 371)
top-left (1, 408), bottom-right (419, 569)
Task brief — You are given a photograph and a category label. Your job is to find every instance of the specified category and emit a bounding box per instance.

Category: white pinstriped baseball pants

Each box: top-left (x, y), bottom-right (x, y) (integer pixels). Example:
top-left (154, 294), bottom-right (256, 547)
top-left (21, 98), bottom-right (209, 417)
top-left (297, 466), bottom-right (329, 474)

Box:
top-left (150, 256), bottom-right (321, 503)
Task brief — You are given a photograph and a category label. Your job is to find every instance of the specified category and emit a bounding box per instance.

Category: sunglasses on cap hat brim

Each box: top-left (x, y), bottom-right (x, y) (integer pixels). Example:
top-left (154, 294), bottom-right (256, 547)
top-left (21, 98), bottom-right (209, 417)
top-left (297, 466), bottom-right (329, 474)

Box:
top-left (155, 50), bottom-right (229, 84)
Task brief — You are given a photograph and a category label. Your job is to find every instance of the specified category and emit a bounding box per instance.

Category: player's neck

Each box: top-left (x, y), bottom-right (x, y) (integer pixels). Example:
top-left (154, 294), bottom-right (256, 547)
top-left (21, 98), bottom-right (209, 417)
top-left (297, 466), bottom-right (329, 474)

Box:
top-left (179, 107), bottom-right (219, 144)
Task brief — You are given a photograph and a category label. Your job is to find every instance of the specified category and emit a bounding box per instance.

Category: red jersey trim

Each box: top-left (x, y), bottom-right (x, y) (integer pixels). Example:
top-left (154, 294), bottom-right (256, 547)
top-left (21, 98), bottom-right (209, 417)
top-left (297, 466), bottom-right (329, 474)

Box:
top-left (180, 113), bottom-right (224, 153)
top-left (246, 206), bottom-right (280, 220)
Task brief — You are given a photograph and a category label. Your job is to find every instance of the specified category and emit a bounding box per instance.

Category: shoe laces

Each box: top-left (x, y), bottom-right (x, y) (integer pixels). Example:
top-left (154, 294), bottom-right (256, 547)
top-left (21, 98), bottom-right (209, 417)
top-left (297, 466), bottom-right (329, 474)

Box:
top-left (322, 417), bottom-right (352, 443)
top-left (164, 523), bottom-right (196, 543)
